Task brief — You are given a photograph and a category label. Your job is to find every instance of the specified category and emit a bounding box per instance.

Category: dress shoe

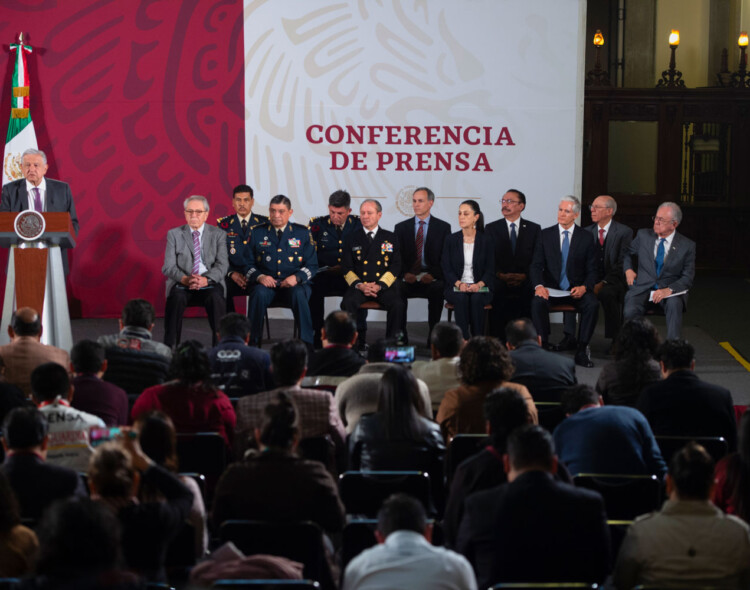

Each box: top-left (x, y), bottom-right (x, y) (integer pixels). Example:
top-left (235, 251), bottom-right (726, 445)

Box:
top-left (552, 334), bottom-right (578, 352)
top-left (574, 346), bottom-right (594, 368)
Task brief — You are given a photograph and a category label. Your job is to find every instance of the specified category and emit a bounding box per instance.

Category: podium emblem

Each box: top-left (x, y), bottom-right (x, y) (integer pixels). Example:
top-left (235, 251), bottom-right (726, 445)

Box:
top-left (14, 210), bottom-right (45, 241)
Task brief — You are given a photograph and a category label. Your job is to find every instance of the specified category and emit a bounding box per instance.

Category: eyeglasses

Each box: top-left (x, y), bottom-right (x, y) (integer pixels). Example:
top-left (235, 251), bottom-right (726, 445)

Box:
top-left (589, 205), bottom-right (611, 210)
top-left (652, 216), bottom-right (674, 224)
top-left (185, 209), bottom-right (207, 215)
top-left (501, 199), bottom-right (521, 205)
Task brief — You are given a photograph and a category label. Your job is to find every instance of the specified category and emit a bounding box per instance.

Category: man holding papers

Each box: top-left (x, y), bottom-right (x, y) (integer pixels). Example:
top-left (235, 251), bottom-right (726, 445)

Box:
top-left (530, 196), bottom-right (599, 367)
top-left (623, 202), bottom-right (695, 340)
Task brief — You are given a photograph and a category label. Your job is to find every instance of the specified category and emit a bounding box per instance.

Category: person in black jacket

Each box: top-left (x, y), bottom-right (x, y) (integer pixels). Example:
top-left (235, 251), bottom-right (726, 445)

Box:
top-left (394, 187), bottom-right (451, 345)
top-left (307, 311), bottom-right (366, 377)
top-left (442, 200), bottom-right (494, 339)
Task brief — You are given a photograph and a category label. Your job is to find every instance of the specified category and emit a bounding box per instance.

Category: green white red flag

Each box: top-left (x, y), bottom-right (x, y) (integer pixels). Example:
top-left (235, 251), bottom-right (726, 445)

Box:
top-left (3, 33), bottom-right (38, 186)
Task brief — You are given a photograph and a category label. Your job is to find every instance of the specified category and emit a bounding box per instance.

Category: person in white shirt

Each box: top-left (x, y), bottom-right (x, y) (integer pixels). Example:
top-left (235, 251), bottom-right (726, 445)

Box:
top-left (342, 493), bottom-right (476, 590)
top-left (31, 362), bottom-right (104, 472)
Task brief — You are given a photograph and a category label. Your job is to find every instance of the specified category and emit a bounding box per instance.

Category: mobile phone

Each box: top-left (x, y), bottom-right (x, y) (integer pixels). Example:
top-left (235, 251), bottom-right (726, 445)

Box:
top-left (89, 426), bottom-right (122, 446)
top-left (384, 345), bottom-right (415, 364)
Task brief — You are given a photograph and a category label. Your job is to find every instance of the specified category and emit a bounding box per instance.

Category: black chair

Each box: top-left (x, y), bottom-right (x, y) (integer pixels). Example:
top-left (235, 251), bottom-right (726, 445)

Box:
top-left (535, 402), bottom-right (566, 432)
top-left (145, 582), bottom-right (176, 590)
top-left (259, 302), bottom-right (300, 346)
top-left (573, 474), bottom-right (662, 521)
top-left (213, 581), bottom-right (320, 589)
top-left (512, 375), bottom-right (570, 404)
top-left (298, 435), bottom-right (340, 476)
top-left (607, 520), bottom-right (632, 564)
top-left (445, 434), bottom-right (487, 485)
top-left (490, 584), bottom-right (599, 589)
top-left (218, 520), bottom-right (333, 590)
top-left (176, 433), bottom-right (228, 503)
top-left (341, 519), bottom-right (378, 570)
top-left (338, 470), bottom-right (432, 517)
top-left (445, 302), bottom-right (493, 336)
top-left (655, 435), bottom-right (728, 464)
top-left (0, 579), bottom-right (20, 590)
top-left (103, 346), bottom-right (170, 396)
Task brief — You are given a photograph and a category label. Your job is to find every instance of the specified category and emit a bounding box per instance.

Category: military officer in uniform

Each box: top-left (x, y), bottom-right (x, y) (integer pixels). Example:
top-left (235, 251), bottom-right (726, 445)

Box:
top-left (217, 184), bottom-right (268, 313)
top-left (309, 189), bottom-right (368, 349)
top-left (341, 199), bottom-right (405, 340)
top-left (245, 195), bottom-right (318, 347)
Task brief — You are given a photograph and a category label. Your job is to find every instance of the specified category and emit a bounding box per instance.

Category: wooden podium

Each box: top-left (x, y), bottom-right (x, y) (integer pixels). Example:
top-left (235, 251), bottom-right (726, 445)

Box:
top-left (0, 212), bottom-right (76, 351)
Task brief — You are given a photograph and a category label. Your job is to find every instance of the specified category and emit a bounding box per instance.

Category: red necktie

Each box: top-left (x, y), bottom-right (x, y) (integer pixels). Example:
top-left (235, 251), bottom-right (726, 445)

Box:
top-left (599, 228), bottom-right (605, 246)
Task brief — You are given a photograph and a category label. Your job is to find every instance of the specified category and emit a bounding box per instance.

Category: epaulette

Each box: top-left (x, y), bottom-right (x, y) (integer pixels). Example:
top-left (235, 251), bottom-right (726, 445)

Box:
top-left (348, 215), bottom-right (360, 222)
top-left (217, 215), bottom-right (232, 224)
top-left (309, 215), bottom-right (328, 225)
top-left (290, 221), bottom-right (309, 230)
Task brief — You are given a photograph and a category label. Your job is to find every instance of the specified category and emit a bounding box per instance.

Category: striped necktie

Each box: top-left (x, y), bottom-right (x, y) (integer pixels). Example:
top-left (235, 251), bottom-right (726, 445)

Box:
top-left (192, 230), bottom-right (201, 275)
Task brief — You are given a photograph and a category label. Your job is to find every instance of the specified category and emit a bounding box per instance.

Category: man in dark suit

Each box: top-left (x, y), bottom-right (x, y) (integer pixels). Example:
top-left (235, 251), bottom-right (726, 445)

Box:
top-left (162, 195), bottom-right (228, 347)
top-left (307, 311), bottom-right (366, 377)
top-left (638, 339), bottom-right (737, 452)
top-left (394, 187), bottom-right (451, 345)
top-left (456, 425), bottom-right (610, 588)
top-left (0, 148), bottom-right (79, 233)
top-left (341, 199), bottom-right (405, 340)
top-left (485, 189), bottom-right (541, 341)
top-left (529, 196), bottom-right (599, 367)
top-left (563, 195), bottom-right (632, 351)
top-left (505, 318), bottom-right (576, 402)
top-left (624, 201), bottom-right (696, 340)
top-left (1, 406), bottom-right (87, 520)
top-left (216, 184), bottom-right (268, 313)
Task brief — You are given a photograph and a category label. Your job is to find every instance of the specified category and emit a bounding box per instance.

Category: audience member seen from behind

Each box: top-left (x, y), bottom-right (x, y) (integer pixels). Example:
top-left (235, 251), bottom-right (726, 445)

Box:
top-left (614, 442), bottom-right (750, 589)
top-left (342, 493), bottom-right (477, 590)
top-left (212, 391), bottom-right (345, 533)
top-left (208, 312), bottom-right (272, 397)
top-left (0, 470), bottom-right (37, 577)
top-left (595, 317), bottom-right (661, 407)
top-left (0, 354), bottom-right (32, 427)
top-left (70, 339), bottom-right (129, 426)
top-left (135, 410), bottom-right (208, 558)
top-left (22, 497), bottom-right (141, 590)
top-left (411, 321), bottom-right (465, 412)
top-left (131, 339), bottom-right (236, 449)
top-left (349, 365), bottom-right (445, 511)
top-left (1, 407), bottom-right (87, 521)
top-left (97, 298), bottom-right (172, 359)
top-left (307, 311), bottom-right (366, 377)
top-left (436, 336), bottom-right (537, 441)
top-left (88, 431), bottom-right (193, 582)
top-left (715, 412), bottom-right (750, 520)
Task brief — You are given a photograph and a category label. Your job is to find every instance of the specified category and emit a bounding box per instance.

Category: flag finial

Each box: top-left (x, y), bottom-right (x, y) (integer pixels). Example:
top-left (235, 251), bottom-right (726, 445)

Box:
top-left (18, 32), bottom-right (23, 44)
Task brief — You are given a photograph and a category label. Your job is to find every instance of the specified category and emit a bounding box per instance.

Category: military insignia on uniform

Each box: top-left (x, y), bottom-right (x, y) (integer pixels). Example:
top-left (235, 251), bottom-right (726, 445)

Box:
top-left (260, 239), bottom-right (270, 246)
top-left (230, 248), bottom-right (236, 255)
top-left (288, 257), bottom-right (294, 262)
top-left (381, 241), bottom-right (393, 253)
top-left (288, 238), bottom-right (301, 248)
top-left (228, 232), bottom-right (238, 237)
top-left (298, 256), bottom-right (303, 262)
top-left (311, 224), bottom-right (320, 232)
top-left (220, 221), bottom-right (230, 229)
top-left (266, 256), bottom-right (272, 261)
top-left (323, 232), bottom-right (328, 237)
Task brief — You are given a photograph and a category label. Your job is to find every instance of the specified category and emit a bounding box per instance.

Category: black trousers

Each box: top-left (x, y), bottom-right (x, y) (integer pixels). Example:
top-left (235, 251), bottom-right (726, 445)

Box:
top-left (531, 293), bottom-right (599, 346)
top-left (490, 279), bottom-right (534, 340)
top-left (225, 277), bottom-right (250, 313)
top-left (400, 279), bottom-right (445, 341)
top-left (164, 284), bottom-right (225, 347)
top-left (341, 283), bottom-right (406, 340)
top-left (563, 282), bottom-right (624, 340)
top-left (309, 272), bottom-right (367, 345)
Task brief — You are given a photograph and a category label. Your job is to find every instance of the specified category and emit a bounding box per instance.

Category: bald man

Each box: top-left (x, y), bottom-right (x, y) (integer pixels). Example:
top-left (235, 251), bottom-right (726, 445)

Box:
top-left (0, 308), bottom-right (69, 397)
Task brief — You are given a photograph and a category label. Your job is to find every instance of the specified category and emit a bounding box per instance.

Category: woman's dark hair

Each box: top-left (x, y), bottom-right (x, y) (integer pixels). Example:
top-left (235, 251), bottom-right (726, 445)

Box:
top-left (484, 387), bottom-right (530, 450)
top-left (0, 470), bottom-right (20, 534)
top-left (88, 443), bottom-right (135, 499)
top-left (35, 497), bottom-right (122, 577)
top-left (613, 317), bottom-right (661, 395)
top-left (377, 365), bottom-right (426, 441)
top-left (169, 339), bottom-right (213, 385)
top-left (135, 411), bottom-right (178, 472)
top-left (460, 199), bottom-right (484, 232)
top-left (259, 391), bottom-right (299, 449)
top-left (730, 412), bottom-right (750, 521)
top-left (458, 336), bottom-right (514, 386)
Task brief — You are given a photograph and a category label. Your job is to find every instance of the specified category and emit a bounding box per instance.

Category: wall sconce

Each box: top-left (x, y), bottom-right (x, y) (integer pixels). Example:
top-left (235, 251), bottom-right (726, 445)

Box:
top-left (657, 29), bottom-right (685, 88)
top-left (586, 29), bottom-right (611, 86)
top-left (731, 32), bottom-right (749, 88)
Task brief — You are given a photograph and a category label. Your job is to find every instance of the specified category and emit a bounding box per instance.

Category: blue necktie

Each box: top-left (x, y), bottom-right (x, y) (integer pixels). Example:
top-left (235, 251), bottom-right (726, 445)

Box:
top-left (510, 222), bottom-right (517, 255)
top-left (654, 238), bottom-right (666, 287)
top-left (560, 230), bottom-right (570, 290)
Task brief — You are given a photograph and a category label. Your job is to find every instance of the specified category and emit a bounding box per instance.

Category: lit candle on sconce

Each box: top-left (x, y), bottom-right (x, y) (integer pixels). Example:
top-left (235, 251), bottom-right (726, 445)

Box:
top-left (669, 30), bottom-right (680, 47)
top-left (593, 30), bottom-right (604, 46)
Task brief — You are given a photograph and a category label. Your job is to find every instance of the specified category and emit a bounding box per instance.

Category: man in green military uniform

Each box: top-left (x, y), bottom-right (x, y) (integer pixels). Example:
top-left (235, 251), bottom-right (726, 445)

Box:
top-left (217, 184), bottom-right (268, 313)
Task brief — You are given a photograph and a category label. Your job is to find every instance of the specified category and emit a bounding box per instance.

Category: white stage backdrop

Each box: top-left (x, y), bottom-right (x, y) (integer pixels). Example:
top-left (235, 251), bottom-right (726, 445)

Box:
top-left (244, 0), bottom-right (587, 321)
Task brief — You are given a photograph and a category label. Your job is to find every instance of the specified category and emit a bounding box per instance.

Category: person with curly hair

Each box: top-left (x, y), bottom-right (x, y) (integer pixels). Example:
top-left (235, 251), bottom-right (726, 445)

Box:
top-left (595, 317), bottom-right (661, 407)
top-left (131, 339), bottom-right (236, 448)
top-left (436, 336), bottom-right (536, 441)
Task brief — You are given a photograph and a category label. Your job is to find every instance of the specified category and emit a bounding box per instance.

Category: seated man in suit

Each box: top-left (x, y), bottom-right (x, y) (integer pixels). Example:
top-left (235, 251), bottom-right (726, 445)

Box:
top-left (0, 307), bottom-right (70, 398)
top-left (341, 199), bottom-right (404, 340)
top-left (485, 189), bottom-right (541, 341)
top-left (245, 194), bottom-right (318, 347)
top-left (162, 195), bottom-right (228, 348)
top-left (394, 187), bottom-right (451, 345)
top-left (216, 184), bottom-right (268, 313)
top-left (1, 407), bottom-right (87, 520)
top-left (624, 201), bottom-right (696, 340)
top-left (456, 425), bottom-right (610, 588)
top-left (638, 339), bottom-right (737, 452)
top-left (563, 195), bottom-right (633, 352)
top-left (307, 311), bottom-right (366, 378)
top-left (530, 196), bottom-right (599, 367)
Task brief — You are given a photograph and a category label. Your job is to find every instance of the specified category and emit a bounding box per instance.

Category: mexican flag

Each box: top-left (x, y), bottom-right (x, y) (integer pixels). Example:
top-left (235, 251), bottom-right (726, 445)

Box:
top-left (3, 38), bottom-right (38, 186)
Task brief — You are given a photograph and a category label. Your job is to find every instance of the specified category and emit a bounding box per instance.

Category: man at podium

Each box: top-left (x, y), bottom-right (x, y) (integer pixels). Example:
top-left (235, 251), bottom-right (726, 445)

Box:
top-left (0, 148), bottom-right (79, 234)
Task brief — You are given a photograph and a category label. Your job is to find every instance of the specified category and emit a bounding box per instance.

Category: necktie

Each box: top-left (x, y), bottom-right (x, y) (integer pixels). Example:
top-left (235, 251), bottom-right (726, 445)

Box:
top-left (510, 222), bottom-right (517, 255)
top-left (32, 187), bottom-right (42, 212)
top-left (241, 219), bottom-right (248, 232)
top-left (559, 230), bottom-right (570, 290)
top-left (412, 220), bottom-right (425, 273)
top-left (277, 229), bottom-right (283, 241)
top-left (654, 238), bottom-right (666, 287)
top-left (336, 226), bottom-right (343, 238)
top-left (367, 231), bottom-right (374, 245)
top-left (599, 228), bottom-right (605, 246)
top-left (192, 230), bottom-right (201, 275)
